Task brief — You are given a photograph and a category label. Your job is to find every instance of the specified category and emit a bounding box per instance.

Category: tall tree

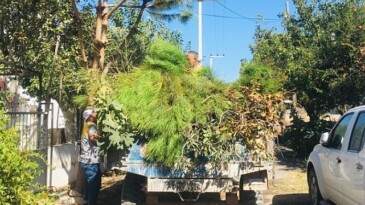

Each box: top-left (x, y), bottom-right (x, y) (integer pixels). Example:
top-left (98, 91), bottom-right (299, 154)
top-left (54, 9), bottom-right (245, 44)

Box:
top-left (0, 0), bottom-right (191, 111)
top-left (251, 0), bottom-right (365, 118)
top-left (71, 0), bottom-right (192, 73)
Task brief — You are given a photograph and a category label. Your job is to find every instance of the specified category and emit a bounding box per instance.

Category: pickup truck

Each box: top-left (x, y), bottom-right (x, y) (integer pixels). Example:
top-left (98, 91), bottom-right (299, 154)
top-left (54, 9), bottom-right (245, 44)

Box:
top-left (119, 141), bottom-right (272, 205)
top-left (307, 105), bottom-right (365, 205)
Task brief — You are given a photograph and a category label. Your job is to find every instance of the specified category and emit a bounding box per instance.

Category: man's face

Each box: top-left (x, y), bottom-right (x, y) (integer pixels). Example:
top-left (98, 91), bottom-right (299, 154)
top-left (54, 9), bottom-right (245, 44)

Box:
top-left (187, 53), bottom-right (198, 68)
top-left (88, 111), bottom-right (97, 122)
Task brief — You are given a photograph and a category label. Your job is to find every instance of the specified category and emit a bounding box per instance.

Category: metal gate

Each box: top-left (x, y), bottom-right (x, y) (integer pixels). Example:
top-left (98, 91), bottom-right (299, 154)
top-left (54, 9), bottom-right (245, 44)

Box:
top-left (6, 109), bottom-right (49, 151)
top-left (5, 103), bottom-right (54, 186)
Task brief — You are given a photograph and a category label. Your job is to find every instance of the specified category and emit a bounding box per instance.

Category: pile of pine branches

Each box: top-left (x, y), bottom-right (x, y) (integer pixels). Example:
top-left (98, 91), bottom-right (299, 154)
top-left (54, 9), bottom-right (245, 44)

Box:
top-left (100, 39), bottom-right (285, 168)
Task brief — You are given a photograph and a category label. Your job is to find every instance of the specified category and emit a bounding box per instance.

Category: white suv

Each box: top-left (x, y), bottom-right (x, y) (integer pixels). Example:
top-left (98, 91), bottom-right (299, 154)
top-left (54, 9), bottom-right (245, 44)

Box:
top-left (307, 105), bottom-right (365, 205)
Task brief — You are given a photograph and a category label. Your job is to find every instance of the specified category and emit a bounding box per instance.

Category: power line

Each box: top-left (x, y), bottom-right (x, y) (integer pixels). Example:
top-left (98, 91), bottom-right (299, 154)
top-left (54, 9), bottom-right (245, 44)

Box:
top-left (203, 13), bottom-right (281, 23)
top-left (180, 9), bottom-right (281, 23)
top-left (213, 0), bottom-right (280, 22)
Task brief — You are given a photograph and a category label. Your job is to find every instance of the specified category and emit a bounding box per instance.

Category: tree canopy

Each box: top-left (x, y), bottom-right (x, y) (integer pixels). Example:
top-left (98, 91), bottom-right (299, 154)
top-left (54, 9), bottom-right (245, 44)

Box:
top-left (251, 0), bottom-right (365, 118)
top-left (0, 0), bottom-right (192, 112)
top-left (237, 60), bottom-right (285, 94)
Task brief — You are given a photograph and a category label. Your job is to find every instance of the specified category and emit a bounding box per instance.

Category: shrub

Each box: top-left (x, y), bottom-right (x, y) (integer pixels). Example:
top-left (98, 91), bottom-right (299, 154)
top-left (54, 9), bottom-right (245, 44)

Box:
top-left (0, 110), bottom-right (54, 204)
top-left (281, 117), bottom-right (335, 158)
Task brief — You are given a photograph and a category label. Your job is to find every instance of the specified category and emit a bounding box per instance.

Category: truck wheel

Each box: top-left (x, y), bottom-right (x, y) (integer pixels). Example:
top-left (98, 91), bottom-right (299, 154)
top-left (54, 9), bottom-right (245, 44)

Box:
top-left (121, 172), bottom-right (146, 205)
top-left (308, 168), bottom-right (322, 205)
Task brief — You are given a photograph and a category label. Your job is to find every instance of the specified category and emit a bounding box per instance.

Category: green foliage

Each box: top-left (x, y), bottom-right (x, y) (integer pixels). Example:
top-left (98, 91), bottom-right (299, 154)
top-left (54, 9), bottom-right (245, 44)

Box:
top-left (252, 0), bottom-right (365, 118)
top-left (114, 68), bottom-right (230, 165)
top-left (72, 37), bottom-right (285, 169)
top-left (146, 0), bottom-right (193, 24)
top-left (95, 83), bottom-right (137, 152)
top-left (110, 39), bottom-right (230, 165)
top-left (143, 38), bottom-right (188, 74)
top-left (282, 117), bottom-right (335, 157)
top-left (175, 83), bottom-right (285, 171)
top-left (0, 0), bottom-right (190, 115)
top-left (109, 39), bottom-right (285, 167)
top-left (237, 61), bottom-right (285, 93)
top-left (0, 110), bottom-right (54, 204)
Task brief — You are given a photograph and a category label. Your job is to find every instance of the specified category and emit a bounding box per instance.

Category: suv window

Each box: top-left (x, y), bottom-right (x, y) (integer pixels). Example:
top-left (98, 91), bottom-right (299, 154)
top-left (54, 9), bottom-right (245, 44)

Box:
top-left (348, 112), bottom-right (365, 152)
top-left (329, 113), bottom-right (353, 150)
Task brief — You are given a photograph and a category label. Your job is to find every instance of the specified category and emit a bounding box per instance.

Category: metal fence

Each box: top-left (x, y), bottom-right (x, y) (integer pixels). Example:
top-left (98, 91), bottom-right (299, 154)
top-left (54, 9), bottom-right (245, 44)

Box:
top-left (6, 110), bottom-right (49, 151)
top-left (5, 108), bottom-right (51, 186)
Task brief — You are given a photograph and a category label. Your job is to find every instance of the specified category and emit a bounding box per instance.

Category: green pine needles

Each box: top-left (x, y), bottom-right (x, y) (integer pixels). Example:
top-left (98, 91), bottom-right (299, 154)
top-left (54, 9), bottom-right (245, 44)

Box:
top-left (102, 39), bottom-right (284, 168)
top-left (114, 70), bottom-right (229, 165)
top-left (143, 38), bottom-right (188, 75)
top-left (113, 39), bottom-right (230, 165)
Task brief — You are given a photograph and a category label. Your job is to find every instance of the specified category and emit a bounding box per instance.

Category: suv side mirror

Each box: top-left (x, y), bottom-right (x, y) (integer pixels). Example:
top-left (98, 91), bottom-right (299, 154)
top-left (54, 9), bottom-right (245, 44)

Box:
top-left (320, 132), bottom-right (329, 145)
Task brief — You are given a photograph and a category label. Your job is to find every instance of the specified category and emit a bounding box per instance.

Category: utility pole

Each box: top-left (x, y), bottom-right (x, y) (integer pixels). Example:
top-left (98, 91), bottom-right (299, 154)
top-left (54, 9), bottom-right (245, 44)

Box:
top-left (198, 0), bottom-right (203, 63)
top-left (209, 54), bottom-right (224, 70)
top-left (285, 1), bottom-right (290, 18)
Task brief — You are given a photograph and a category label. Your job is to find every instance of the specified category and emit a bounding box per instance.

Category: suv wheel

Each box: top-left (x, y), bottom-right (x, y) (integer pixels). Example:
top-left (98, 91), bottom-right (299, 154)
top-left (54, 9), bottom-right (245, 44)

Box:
top-left (308, 168), bottom-right (322, 205)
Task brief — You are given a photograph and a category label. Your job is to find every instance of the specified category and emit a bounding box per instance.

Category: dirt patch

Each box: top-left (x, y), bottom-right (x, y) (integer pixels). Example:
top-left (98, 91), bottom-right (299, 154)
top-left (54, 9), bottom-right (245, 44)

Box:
top-left (264, 146), bottom-right (311, 205)
top-left (98, 174), bottom-right (125, 205)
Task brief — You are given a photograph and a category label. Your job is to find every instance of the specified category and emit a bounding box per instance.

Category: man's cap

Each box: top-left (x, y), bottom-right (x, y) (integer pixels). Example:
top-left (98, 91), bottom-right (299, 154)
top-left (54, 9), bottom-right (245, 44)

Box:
top-left (83, 109), bottom-right (94, 120)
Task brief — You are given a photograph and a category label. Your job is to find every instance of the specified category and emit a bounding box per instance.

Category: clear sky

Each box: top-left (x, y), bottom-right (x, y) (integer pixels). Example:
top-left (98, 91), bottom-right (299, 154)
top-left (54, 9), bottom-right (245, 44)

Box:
top-left (165, 0), bottom-right (294, 83)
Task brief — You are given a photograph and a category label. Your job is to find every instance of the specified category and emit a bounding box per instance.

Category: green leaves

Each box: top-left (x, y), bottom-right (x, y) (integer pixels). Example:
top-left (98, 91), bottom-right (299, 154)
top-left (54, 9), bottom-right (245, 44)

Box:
top-left (94, 86), bottom-right (137, 152)
top-left (237, 61), bottom-right (285, 93)
top-left (0, 110), bottom-right (54, 204)
top-left (104, 40), bottom-right (285, 168)
top-left (252, 0), bottom-right (365, 118)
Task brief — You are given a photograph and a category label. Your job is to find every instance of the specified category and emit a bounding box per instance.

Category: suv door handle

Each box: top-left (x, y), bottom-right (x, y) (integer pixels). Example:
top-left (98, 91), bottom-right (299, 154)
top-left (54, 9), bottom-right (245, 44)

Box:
top-left (336, 157), bottom-right (342, 163)
top-left (356, 162), bottom-right (363, 170)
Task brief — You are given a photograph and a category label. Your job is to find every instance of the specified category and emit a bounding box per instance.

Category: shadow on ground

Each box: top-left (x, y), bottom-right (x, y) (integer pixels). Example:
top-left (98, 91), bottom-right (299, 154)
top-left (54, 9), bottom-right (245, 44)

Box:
top-left (272, 194), bottom-right (310, 205)
top-left (275, 146), bottom-right (307, 170)
top-left (98, 179), bottom-right (123, 205)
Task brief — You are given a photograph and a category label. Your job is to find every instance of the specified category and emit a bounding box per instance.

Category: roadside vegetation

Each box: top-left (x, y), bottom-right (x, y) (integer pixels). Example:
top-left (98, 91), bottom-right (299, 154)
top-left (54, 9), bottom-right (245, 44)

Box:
top-left (0, 110), bottom-right (54, 204)
top-left (246, 0), bottom-right (365, 156)
top-left (1, 0), bottom-right (365, 202)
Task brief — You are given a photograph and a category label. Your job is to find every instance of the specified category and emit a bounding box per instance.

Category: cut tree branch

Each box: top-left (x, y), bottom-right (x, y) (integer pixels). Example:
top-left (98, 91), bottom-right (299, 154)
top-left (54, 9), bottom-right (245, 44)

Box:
top-left (106, 0), bottom-right (127, 19)
top-left (119, 1), bottom-right (147, 50)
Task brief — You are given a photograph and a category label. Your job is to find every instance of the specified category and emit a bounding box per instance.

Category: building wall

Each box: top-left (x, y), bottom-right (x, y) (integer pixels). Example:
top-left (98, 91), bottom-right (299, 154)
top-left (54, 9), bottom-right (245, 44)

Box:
top-left (34, 143), bottom-right (107, 188)
top-left (50, 143), bottom-right (80, 187)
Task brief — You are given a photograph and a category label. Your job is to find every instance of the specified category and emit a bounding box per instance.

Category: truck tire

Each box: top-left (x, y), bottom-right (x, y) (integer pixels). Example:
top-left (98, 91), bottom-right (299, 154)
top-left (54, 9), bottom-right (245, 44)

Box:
top-left (121, 172), bottom-right (146, 205)
top-left (308, 168), bottom-right (322, 205)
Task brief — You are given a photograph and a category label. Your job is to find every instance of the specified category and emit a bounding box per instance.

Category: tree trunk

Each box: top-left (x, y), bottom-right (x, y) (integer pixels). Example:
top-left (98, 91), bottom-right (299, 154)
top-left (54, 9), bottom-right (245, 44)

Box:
top-left (92, 2), bottom-right (104, 70)
top-left (71, 0), bottom-right (88, 68)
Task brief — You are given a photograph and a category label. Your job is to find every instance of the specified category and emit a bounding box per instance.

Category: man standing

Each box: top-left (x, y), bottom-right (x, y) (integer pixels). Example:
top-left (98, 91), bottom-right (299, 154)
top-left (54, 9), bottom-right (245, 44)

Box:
top-left (79, 109), bottom-right (102, 205)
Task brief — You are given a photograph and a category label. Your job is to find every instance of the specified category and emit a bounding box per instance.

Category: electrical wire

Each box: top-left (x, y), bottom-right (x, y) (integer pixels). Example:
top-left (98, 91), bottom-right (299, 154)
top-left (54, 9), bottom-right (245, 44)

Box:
top-left (213, 0), bottom-right (280, 23)
top-left (203, 13), bottom-right (281, 24)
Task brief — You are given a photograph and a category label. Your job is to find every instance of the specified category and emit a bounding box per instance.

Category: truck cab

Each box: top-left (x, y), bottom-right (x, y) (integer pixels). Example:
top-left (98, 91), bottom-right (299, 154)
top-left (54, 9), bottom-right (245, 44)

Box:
top-left (307, 105), bottom-right (365, 205)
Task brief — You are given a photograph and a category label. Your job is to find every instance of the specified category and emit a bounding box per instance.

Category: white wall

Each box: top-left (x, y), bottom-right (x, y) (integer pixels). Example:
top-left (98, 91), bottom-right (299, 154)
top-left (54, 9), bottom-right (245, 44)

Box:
top-left (49, 143), bottom-right (80, 187)
top-left (47, 143), bottom-right (107, 188)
